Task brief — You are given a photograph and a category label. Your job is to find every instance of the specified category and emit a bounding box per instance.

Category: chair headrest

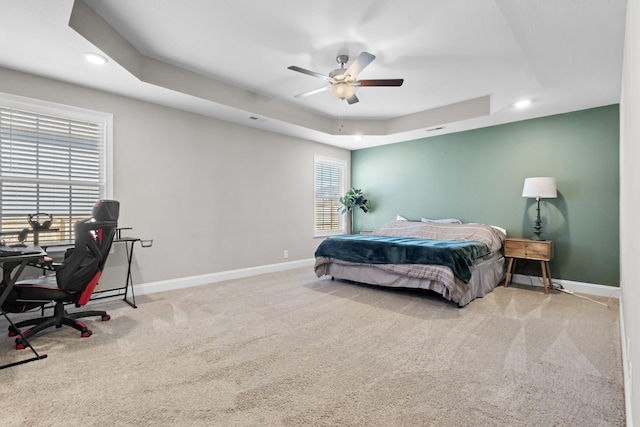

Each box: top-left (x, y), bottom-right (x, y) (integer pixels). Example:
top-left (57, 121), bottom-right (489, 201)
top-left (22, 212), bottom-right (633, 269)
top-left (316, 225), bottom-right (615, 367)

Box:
top-left (92, 200), bottom-right (120, 222)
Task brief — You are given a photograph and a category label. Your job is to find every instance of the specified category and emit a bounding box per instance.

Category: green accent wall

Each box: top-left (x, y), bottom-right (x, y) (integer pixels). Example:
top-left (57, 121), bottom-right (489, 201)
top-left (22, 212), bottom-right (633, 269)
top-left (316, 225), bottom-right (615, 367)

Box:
top-left (352, 105), bottom-right (620, 286)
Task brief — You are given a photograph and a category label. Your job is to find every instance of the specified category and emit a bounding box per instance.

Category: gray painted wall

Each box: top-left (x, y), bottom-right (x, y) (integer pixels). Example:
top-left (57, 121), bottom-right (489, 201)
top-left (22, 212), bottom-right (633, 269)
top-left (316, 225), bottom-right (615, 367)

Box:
top-left (352, 105), bottom-right (620, 286)
top-left (0, 66), bottom-right (620, 289)
top-left (0, 67), bottom-right (350, 289)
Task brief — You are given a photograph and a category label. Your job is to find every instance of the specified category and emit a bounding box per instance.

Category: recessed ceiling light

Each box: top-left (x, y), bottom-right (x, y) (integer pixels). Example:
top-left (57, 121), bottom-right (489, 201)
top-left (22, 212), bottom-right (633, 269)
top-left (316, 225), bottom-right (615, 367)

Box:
top-left (84, 53), bottom-right (108, 65)
top-left (515, 99), bottom-right (532, 109)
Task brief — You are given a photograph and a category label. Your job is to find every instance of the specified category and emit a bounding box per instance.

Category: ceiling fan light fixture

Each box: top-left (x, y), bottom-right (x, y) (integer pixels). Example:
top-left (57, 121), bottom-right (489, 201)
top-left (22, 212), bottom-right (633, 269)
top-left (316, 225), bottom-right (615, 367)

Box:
top-left (330, 82), bottom-right (356, 100)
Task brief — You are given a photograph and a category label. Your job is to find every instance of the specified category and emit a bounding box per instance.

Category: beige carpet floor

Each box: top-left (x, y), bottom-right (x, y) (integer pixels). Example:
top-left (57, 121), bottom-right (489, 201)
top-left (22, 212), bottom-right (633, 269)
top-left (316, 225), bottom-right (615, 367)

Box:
top-left (0, 268), bottom-right (625, 426)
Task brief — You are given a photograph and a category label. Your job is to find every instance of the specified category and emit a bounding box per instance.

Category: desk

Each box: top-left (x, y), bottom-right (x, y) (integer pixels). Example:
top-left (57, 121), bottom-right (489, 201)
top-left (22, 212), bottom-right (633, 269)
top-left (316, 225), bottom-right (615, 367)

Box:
top-left (39, 228), bottom-right (152, 308)
top-left (113, 236), bottom-right (143, 308)
top-left (0, 247), bottom-right (48, 369)
top-left (107, 228), bottom-right (153, 308)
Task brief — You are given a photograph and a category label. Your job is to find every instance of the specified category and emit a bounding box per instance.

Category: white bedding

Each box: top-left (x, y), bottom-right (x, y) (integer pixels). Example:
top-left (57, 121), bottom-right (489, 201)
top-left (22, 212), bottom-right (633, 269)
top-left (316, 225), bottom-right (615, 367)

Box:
top-left (314, 220), bottom-right (507, 306)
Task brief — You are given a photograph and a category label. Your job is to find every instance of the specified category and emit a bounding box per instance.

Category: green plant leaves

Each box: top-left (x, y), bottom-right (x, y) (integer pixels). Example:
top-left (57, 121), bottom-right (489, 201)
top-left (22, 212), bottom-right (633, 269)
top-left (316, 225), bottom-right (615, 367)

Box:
top-left (338, 187), bottom-right (370, 214)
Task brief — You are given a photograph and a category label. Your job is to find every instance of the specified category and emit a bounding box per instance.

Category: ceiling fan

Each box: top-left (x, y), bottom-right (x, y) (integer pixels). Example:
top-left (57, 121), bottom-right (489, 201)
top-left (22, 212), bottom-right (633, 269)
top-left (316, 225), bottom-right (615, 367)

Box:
top-left (287, 52), bottom-right (404, 105)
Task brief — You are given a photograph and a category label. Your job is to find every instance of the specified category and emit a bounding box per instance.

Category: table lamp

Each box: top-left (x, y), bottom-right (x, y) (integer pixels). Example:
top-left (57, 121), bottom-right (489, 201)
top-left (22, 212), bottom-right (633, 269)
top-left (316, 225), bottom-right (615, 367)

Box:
top-left (522, 177), bottom-right (557, 240)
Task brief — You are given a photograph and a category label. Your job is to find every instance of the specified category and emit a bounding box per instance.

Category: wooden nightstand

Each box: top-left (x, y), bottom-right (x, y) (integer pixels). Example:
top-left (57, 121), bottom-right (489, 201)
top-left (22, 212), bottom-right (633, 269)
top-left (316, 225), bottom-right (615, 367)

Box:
top-left (503, 238), bottom-right (554, 294)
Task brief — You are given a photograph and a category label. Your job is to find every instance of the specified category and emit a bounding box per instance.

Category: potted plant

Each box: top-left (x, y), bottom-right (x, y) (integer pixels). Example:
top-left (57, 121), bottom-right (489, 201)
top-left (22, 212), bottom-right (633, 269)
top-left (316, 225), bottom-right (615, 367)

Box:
top-left (338, 187), bottom-right (371, 233)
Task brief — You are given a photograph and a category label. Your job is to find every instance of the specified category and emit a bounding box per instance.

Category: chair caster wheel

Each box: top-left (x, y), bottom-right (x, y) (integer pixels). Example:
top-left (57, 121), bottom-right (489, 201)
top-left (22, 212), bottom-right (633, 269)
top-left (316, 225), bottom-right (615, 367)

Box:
top-left (8, 326), bottom-right (20, 337)
top-left (101, 314), bottom-right (111, 321)
top-left (15, 342), bottom-right (25, 350)
top-left (81, 330), bottom-right (92, 338)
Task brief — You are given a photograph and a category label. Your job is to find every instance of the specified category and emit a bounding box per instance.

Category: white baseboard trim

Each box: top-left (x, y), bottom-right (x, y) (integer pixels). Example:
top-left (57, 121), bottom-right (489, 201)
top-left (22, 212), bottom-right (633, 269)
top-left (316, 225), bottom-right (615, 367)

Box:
top-left (134, 263), bottom-right (620, 299)
top-left (133, 258), bottom-right (316, 296)
top-left (510, 273), bottom-right (620, 298)
top-left (620, 296), bottom-right (633, 427)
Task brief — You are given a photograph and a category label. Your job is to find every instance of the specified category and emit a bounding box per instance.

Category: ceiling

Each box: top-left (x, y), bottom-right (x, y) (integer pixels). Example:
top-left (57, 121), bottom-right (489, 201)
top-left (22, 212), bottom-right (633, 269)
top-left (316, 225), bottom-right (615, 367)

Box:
top-left (0, 0), bottom-right (627, 150)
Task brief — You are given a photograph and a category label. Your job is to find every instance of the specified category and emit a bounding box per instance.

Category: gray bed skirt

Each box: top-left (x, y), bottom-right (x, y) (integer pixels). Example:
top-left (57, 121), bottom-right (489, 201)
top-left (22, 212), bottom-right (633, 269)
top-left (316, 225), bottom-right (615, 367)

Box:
top-left (315, 255), bottom-right (505, 307)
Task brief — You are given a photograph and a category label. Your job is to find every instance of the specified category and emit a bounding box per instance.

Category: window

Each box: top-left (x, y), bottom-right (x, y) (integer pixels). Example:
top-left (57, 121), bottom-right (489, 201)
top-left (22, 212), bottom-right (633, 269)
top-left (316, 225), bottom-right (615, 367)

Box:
top-left (314, 155), bottom-right (347, 236)
top-left (0, 93), bottom-right (112, 245)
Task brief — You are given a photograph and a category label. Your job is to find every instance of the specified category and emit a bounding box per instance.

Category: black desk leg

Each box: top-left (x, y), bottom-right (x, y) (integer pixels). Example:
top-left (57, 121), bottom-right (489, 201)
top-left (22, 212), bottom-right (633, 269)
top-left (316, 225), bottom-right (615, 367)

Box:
top-left (0, 261), bottom-right (48, 370)
top-left (1, 312), bottom-right (48, 369)
top-left (122, 241), bottom-right (137, 309)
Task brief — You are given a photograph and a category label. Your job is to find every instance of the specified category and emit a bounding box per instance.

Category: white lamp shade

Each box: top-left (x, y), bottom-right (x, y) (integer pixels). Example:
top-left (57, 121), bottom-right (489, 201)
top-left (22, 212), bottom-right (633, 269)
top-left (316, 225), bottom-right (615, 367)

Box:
top-left (522, 177), bottom-right (557, 199)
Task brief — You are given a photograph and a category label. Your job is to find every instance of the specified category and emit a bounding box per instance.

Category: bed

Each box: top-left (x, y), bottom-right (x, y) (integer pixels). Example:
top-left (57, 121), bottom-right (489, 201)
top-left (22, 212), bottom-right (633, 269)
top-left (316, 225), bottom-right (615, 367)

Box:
top-left (314, 220), bottom-right (507, 306)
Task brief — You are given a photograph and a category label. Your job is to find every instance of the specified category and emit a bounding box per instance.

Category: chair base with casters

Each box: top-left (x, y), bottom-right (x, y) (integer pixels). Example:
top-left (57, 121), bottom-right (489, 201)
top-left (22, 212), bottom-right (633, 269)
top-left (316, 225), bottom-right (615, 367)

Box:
top-left (8, 301), bottom-right (110, 350)
top-left (5, 269), bottom-right (111, 350)
top-left (1, 199), bottom-right (120, 349)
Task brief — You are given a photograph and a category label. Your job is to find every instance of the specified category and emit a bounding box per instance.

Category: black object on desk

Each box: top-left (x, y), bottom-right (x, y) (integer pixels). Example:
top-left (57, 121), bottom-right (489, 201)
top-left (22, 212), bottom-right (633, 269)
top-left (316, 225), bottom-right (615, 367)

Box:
top-left (0, 228), bottom-right (60, 246)
top-left (0, 245), bottom-right (42, 257)
top-left (0, 246), bottom-right (48, 370)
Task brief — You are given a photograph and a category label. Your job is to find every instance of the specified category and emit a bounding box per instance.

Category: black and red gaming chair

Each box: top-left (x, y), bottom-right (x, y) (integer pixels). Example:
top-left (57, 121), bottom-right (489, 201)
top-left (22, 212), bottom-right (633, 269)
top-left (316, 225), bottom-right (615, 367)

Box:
top-left (2, 200), bottom-right (119, 349)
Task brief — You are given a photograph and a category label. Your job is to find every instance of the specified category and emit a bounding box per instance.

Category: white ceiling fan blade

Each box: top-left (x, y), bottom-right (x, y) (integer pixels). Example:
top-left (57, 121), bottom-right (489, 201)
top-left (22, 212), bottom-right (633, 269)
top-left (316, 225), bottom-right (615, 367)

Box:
top-left (345, 52), bottom-right (375, 80)
top-left (294, 86), bottom-right (329, 98)
top-left (287, 66), bottom-right (330, 81)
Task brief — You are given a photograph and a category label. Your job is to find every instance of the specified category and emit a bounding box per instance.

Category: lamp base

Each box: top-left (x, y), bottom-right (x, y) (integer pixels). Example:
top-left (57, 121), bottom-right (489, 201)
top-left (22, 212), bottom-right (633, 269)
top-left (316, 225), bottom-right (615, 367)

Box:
top-left (530, 198), bottom-right (545, 241)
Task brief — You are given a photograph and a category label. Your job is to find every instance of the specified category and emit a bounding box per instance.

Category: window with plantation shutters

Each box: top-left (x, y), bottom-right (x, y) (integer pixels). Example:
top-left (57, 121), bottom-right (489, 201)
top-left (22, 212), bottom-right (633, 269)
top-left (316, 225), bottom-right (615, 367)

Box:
top-left (314, 155), bottom-right (346, 236)
top-left (0, 93), bottom-right (111, 245)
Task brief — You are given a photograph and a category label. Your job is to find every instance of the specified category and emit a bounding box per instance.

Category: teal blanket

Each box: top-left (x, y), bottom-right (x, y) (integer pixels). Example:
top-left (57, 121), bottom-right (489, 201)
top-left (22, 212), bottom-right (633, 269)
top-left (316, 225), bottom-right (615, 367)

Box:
top-left (315, 234), bottom-right (490, 283)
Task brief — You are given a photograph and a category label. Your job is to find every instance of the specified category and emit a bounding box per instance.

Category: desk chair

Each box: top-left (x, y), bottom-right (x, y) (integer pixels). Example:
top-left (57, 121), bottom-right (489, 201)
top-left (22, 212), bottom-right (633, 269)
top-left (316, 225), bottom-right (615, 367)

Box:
top-left (2, 200), bottom-right (119, 349)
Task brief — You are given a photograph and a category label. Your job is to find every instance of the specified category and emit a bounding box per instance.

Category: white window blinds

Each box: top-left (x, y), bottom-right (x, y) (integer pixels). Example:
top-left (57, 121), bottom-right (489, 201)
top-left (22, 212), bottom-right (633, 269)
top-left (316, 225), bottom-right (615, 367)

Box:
top-left (314, 155), bottom-right (346, 236)
top-left (0, 96), bottom-right (110, 244)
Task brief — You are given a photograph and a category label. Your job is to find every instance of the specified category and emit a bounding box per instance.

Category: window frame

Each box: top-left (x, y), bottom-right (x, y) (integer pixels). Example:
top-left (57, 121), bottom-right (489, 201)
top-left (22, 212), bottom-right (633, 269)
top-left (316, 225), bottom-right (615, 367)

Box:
top-left (0, 92), bottom-right (113, 244)
top-left (313, 154), bottom-right (348, 237)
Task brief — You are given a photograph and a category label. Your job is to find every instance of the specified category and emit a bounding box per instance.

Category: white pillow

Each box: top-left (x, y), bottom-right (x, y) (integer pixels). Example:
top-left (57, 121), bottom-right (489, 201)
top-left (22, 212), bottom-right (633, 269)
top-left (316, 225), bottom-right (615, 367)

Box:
top-left (467, 223), bottom-right (508, 237)
top-left (421, 218), bottom-right (462, 224)
top-left (490, 225), bottom-right (507, 236)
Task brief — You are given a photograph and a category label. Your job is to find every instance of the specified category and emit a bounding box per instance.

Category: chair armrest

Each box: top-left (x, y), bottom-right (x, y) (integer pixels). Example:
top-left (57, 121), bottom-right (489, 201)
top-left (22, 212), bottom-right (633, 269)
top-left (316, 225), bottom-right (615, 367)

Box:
top-left (28, 256), bottom-right (62, 271)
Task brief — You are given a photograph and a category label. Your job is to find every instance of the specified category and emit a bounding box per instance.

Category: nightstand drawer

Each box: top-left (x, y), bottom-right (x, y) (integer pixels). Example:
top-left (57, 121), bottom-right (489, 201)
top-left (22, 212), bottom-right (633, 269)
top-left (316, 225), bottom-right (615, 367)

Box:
top-left (504, 238), bottom-right (553, 261)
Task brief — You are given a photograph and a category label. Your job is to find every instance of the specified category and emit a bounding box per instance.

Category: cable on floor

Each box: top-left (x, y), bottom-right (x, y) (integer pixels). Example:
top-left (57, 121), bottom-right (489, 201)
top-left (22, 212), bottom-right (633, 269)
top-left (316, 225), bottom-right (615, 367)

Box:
top-left (550, 281), bottom-right (616, 310)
